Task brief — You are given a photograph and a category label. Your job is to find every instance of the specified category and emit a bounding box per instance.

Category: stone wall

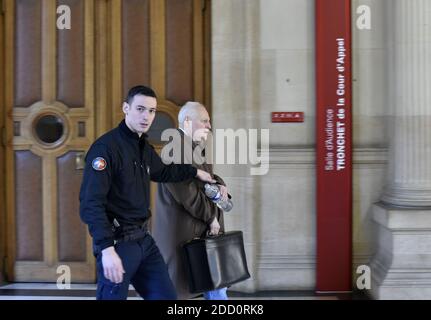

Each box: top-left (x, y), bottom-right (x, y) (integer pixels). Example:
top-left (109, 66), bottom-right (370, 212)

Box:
top-left (211, 0), bottom-right (388, 291)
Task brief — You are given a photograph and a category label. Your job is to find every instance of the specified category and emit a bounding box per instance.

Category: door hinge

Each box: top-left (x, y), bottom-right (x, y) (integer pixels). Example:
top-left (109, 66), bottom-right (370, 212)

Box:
top-left (0, 0), bottom-right (5, 15)
top-left (1, 127), bottom-right (6, 147)
top-left (201, 0), bottom-right (207, 12)
top-left (2, 256), bottom-right (7, 281)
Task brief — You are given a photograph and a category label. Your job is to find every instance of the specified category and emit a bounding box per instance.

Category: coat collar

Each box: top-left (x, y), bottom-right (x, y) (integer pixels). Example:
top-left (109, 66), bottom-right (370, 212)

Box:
top-left (178, 128), bottom-right (201, 149)
top-left (119, 119), bottom-right (148, 142)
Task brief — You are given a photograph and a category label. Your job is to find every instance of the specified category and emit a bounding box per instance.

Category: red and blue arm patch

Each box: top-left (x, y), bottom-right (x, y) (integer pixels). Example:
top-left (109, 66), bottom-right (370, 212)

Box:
top-left (92, 157), bottom-right (107, 171)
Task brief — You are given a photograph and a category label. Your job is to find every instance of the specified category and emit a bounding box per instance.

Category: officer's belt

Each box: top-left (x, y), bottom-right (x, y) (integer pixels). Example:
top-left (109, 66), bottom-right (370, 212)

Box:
top-left (113, 219), bottom-right (149, 243)
top-left (115, 229), bottom-right (149, 243)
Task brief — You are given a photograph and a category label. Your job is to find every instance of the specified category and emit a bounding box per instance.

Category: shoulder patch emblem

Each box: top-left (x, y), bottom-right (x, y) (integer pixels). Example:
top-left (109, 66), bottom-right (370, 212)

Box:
top-left (92, 157), bottom-right (107, 171)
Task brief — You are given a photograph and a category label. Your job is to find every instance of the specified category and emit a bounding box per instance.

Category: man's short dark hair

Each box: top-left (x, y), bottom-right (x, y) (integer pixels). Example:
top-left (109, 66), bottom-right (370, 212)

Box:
top-left (125, 85), bottom-right (157, 104)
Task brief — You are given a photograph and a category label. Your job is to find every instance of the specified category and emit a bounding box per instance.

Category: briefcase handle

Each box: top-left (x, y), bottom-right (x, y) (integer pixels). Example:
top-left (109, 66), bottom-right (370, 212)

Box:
top-left (202, 230), bottom-right (225, 239)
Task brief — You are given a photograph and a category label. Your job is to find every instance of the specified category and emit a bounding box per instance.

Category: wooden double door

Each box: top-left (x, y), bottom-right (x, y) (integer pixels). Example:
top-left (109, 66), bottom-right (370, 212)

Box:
top-left (0, 0), bottom-right (210, 282)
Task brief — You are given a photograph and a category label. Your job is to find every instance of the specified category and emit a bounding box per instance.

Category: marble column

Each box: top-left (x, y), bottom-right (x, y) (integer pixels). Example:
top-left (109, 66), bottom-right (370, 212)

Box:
top-left (380, 0), bottom-right (431, 208)
top-left (370, 0), bottom-right (431, 299)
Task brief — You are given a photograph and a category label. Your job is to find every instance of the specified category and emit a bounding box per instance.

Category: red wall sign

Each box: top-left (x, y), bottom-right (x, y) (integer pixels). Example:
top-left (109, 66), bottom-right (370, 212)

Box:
top-left (271, 112), bottom-right (304, 123)
top-left (315, 0), bottom-right (352, 291)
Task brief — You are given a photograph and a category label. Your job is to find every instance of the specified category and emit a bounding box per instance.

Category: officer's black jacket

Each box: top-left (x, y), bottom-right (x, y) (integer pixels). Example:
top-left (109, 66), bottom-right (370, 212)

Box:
top-left (79, 120), bottom-right (197, 251)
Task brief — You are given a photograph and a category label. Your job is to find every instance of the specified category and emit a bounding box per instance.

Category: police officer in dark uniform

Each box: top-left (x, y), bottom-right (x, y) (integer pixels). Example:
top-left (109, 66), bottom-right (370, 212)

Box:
top-left (79, 85), bottom-right (215, 300)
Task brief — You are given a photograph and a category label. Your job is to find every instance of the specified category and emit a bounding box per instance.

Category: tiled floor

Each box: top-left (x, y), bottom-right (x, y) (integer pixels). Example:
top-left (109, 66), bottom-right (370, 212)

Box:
top-left (0, 283), bottom-right (362, 300)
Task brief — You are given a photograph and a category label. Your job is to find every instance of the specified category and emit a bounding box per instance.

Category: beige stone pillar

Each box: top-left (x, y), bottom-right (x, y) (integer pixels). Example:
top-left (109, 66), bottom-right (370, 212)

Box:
top-left (371, 0), bottom-right (431, 299)
top-left (380, 0), bottom-right (431, 207)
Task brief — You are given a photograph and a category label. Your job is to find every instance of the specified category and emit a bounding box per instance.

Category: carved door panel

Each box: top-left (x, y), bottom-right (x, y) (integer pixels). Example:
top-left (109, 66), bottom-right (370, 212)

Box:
top-left (2, 0), bottom-right (210, 282)
top-left (4, 0), bottom-right (96, 282)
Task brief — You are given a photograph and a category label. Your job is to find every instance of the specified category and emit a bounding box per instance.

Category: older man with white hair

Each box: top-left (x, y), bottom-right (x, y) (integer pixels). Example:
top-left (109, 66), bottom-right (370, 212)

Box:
top-left (153, 101), bottom-right (229, 300)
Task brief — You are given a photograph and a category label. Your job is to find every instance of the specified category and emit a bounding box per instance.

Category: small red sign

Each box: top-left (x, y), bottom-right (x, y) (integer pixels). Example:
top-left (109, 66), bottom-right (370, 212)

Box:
top-left (271, 112), bottom-right (304, 123)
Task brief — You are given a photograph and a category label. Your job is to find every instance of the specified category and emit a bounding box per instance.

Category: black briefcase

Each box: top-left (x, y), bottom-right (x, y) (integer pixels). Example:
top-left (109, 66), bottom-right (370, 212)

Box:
top-left (181, 231), bottom-right (251, 293)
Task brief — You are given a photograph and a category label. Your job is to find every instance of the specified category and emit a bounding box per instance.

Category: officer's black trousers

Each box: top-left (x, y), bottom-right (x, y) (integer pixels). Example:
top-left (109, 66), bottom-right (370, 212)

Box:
top-left (96, 233), bottom-right (177, 300)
